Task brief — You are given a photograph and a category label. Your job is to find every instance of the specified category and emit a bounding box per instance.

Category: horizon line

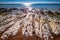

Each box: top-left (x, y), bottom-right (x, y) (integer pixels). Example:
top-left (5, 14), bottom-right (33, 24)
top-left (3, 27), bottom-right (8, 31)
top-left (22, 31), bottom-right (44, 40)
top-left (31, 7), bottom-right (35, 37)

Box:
top-left (0, 2), bottom-right (60, 4)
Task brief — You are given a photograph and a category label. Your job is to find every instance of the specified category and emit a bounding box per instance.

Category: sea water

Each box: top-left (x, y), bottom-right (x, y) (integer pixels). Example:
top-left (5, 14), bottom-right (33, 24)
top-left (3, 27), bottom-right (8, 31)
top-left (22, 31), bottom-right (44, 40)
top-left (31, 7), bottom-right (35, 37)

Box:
top-left (0, 4), bottom-right (60, 9)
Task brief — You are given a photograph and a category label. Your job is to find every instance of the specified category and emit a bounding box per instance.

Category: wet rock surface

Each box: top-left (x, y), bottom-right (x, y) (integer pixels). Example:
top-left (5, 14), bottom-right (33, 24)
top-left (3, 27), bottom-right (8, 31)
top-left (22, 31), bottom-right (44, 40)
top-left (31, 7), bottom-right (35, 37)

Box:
top-left (0, 8), bottom-right (60, 40)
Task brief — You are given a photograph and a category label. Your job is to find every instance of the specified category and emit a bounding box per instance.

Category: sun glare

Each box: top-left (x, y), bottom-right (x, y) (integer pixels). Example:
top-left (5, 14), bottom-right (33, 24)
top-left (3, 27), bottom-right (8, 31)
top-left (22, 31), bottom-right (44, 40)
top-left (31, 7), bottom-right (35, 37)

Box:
top-left (23, 3), bottom-right (31, 7)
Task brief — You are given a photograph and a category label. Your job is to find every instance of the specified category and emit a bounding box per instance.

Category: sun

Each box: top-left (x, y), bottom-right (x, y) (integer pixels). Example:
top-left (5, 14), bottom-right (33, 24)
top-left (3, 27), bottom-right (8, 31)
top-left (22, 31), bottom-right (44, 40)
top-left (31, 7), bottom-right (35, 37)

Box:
top-left (22, 3), bottom-right (32, 11)
top-left (23, 3), bottom-right (32, 7)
